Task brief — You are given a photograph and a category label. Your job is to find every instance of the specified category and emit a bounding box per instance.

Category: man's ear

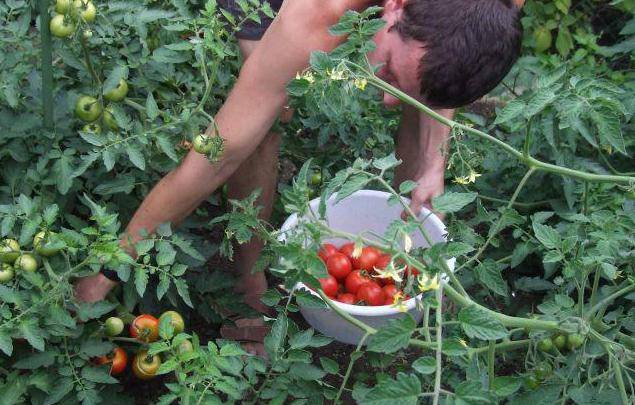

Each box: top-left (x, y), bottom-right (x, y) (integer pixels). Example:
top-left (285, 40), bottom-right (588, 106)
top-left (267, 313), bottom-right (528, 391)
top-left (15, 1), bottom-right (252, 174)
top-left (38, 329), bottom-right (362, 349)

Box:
top-left (512, 0), bottom-right (525, 8)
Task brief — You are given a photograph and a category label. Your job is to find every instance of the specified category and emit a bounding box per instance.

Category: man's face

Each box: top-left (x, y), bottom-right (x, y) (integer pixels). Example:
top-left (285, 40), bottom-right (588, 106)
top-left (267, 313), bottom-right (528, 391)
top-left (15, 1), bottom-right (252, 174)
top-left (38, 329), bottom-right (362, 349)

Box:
top-left (367, 0), bottom-right (425, 107)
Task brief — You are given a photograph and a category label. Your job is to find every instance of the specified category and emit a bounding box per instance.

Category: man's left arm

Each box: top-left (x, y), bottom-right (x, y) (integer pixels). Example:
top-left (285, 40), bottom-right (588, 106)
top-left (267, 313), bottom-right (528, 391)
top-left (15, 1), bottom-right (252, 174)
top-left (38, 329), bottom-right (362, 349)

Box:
top-left (408, 109), bottom-right (455, 217)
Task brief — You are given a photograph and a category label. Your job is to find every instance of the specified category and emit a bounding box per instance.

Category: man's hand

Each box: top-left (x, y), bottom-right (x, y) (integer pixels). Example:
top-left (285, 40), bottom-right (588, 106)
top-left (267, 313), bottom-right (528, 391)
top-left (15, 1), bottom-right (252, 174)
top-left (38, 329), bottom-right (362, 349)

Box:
top-left (402, 169), bottom-right (445, 221)
top-left (74, 273), bottom-right (117, 303)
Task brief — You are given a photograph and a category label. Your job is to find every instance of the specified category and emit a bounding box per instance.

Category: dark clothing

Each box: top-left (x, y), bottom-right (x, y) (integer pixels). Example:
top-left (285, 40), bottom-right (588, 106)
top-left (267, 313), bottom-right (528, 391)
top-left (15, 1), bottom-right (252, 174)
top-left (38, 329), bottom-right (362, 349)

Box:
top-left (218, 0), bottom-right (284, 40)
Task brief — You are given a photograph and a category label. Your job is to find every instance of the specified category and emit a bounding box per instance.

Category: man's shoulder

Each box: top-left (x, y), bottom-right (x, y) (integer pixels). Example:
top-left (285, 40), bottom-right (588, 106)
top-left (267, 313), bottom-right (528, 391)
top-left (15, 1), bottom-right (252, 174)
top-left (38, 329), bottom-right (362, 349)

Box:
top-left (284, 0), bottom-right (372, 26)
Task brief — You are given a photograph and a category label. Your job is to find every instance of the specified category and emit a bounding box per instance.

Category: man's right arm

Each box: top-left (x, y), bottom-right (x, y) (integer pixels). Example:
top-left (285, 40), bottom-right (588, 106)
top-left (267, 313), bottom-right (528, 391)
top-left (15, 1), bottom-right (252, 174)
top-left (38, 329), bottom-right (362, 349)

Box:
top-left (75, 0), bottom-right (350, 300)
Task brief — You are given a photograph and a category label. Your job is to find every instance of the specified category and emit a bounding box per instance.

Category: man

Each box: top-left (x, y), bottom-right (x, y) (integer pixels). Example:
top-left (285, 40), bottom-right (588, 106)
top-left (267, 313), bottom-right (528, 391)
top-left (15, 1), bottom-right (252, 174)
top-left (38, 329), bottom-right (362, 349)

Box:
top-left (75, 0), bottom-right (523, 354)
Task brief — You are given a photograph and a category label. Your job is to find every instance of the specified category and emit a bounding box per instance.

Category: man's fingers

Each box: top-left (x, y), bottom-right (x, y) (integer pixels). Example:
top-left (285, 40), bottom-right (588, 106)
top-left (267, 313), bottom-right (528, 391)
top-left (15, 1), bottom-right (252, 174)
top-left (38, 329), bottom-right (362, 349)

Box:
top-left (401, 198), bottom-right (423, 221)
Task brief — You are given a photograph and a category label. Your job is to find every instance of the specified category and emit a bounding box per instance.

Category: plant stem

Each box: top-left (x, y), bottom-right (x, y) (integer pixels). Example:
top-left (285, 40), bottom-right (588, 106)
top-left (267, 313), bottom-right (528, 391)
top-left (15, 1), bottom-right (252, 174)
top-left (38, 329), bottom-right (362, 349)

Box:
top-left (366, 75), bottom-right (635, 185)
top-left (39, 0), bottom-right (54, 129)
top-left (423, 304), bottom-right (432, 342)
top-left (586, 284), bottom-right (635, 320)
top-left (468, 339), bottom-right (531, 356)
top-left (589, 267), bottom-right (601, 309)
top-left (432, 284), bottom-right (444, 405)
top-left (334, 333), bottom-right (369, 404)
top-left (80, 35), bottom-right (100, 86)
top-left (487, 340), bottom-right (495, 389)
top-left (613, 361), bottom-right (629, 405)
top-left (456, 168), bottom-right (536, 273)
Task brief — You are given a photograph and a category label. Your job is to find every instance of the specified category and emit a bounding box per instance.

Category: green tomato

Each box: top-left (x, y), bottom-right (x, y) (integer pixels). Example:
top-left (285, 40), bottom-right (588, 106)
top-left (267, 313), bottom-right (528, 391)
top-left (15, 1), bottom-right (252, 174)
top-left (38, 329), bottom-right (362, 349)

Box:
top-left (310, 172), bottom-right (322, 186)
top-left (567, 334), bottom-right (585, 351)
top-left (75, 96), bottom-right (102, 122)
top-left (537, 338), bottom-right (553, 352)
top-left (55, 0), bottom-right (73, 13)
top-left (552, 335), bottom-right (567, 351)
top-left (525, 375), bottom-right (541, 390)
top-left (73, 0), bottom-right (96, 23)
top-left (192, 134), bottom-right (213, 154)
top-left (82, 123), bottom-right (101, 134)
top-left (533, 27), bottom-right (553, 53)
top-left (534, 363), bottom-right (552, 380)
top-left (103, 107), bottom-right (118, 130)
top-left (104, 317), bottom-right (125, 337)
top-left (177, 339), bottom-right (193, 355)
top-left (1, 239), bottom-right (20, 264)
top-left (0, 264), bottom-right (14, 283)
top-left (159, 310), bottom-right (185, 334)
top-left (33, 231), bottom-right (61, 257)
top-left (15, 254), bottom-right (38, 273)
top-left (104, 79), bottom-right (129, 102)
top-left (82, 29), bottom-right (93, 40)
top-left (50, 14), bottom-right (76, 38)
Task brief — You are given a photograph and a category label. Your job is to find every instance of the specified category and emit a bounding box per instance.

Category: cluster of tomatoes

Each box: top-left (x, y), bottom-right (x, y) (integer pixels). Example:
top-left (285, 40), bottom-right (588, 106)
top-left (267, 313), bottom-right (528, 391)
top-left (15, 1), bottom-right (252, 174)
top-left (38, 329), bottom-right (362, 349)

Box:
top-left (0, 232), bottom-right (63, 283)
top-left (537, 332), bottom-right (585, 353)
top-left (75, 76), bottom-right (128, 135)
top-left (97, 311), bottom-right (191, 380)
top-left (49, 0), bottom-right (97, 39)
top-left (315, 241), bottom-right (418, 306)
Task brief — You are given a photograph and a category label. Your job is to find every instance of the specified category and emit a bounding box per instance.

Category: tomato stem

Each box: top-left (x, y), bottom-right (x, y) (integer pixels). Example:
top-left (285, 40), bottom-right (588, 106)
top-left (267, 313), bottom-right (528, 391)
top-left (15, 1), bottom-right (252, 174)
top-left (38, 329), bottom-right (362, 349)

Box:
top-left (39, 0), bottom-right (54, 129)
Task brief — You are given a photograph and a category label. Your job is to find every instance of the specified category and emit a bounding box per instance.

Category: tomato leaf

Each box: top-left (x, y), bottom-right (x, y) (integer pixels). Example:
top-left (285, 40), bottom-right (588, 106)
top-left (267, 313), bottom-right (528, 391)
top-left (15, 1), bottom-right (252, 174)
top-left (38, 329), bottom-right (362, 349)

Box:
top-left (412, 356), bottom-right (436, 375)
top-left (360, 372), bottom-right (421, 405)
top-left (13, 351), bottom-right (56, 369)
top-left (0, 330), bottom-right (13, 356)
top-left (367, 315), bottom-right (416, 354)
top-left (432, 192), bottom-right (477, 214)
top-left (81, 366), bottom-right (118, 384)
top-left (19, 319), bottom-right (46, 351)
top-left (458, 306), bottom-right (508, 341)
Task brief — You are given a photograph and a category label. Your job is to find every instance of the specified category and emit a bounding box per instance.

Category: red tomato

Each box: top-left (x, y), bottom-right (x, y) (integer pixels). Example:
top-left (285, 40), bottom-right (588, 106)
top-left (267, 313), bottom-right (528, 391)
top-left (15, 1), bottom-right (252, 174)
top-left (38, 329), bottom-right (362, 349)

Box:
top-left (336, 293), bottom-right (356, 305)
top-left (129, 314), bottom-right (159, 343)
top-left (406, 265), bottom-right (420, 278)
top-left (382, 284), bottom-right (399, 302)
top-left (96, 347), bottom-right (128, 375)
top-left (352, 247), bottom-right (381, 271)
top-left (374, 254), bottom-right (391, 270)
top-left (319, 275), bottom-right (338, 297)
top-left (339, 242), bottom-right (355, 260)
top-left (345, 270), bottom-right (372, 294)
top-left (318, 243), bottom-right (338, 262)
top-left (326, 252), bottom-right (352, 280)
top-left (356, 283), bottom-right (385, 306)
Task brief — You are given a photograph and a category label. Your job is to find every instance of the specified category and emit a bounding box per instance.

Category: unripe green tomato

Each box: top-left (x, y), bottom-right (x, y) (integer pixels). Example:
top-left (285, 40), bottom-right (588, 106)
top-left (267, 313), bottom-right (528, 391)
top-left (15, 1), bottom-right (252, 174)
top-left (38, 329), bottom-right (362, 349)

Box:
top-left (104, 317), bottom-right (124, 337)
top-left (1, 239), bottom-right (20, 264)
top-left (533, 27), bottom-right (553, 53)
top-left (73, 0), bottom-right (96, 23)
top-left (82, 123), bottom-right (101, 134)
top-left (537, 338), bottom-right (553, 352)
top-left (0, 264), bottom-right (14, 283)
top-left (310, 172), bottom-right (322, 186)
top-left (552, 335), bottom-right (567, 351)
top-left (104, 79), bottom-right (129, 102)
top-left (534, 363), bottom-right (552, 380)
top-left (159, 310), bottom-right (185, 334)
top-left (192, 134), bottom-right (213, 154)
top-left (177, 339), bottom-right (193, 355)
top-left (567, 333), bottom-right (584, 351)
top-left (15, 254), bottom-right (38, 273)
top-left (55, 0), bottom-right (73, 13)
top-left (525, 375), bottom-right (541, 390)
top-left (50, 14), bottom-right (76, 38)
top-left (75, 96), bottom-right (102, 122)
top-left (82, 29), bottom-right (93, 40)
top-left (33, 231), bottom-right (61, 257)
top-left (103, 107), bottom-right (118, 130)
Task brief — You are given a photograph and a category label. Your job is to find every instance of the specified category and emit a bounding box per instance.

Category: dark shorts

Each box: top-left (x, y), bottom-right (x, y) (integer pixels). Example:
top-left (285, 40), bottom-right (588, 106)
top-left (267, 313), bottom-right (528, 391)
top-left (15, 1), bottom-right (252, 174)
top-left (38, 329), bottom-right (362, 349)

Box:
top-left (218, 0), bottom-right (284, 40)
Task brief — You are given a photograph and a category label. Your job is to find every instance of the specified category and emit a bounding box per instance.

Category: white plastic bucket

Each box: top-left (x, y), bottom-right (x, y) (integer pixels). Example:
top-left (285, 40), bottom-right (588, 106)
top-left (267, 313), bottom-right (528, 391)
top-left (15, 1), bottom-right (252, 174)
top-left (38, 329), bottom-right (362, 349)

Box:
top-left (279, 190), bottom-right (455, 345)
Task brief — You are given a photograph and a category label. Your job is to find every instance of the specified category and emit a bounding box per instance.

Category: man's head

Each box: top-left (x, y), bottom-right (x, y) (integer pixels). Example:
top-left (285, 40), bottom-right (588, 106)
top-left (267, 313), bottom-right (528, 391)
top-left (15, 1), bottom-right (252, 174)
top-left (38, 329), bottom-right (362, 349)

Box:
top-left (368, 0), bottom-right (522, 108)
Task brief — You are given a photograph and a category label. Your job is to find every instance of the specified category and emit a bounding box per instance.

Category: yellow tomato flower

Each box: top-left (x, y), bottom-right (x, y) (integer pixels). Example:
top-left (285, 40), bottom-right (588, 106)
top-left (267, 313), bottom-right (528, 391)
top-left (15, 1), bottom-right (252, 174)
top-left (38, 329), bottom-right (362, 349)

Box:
top-left (418, 273), bottom-right (440, 292)
top-left (328, 69), bottom-right (346, 81)
top-left (353, 78), bottom-right (367, 91)
top-left (390, 292), bottom-right (408, 313)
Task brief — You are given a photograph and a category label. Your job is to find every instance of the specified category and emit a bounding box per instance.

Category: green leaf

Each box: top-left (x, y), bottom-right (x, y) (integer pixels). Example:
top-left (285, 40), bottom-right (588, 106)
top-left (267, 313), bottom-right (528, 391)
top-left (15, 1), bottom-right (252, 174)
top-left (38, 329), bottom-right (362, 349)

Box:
top-left (412, 356), bottom-right (436, 375)
top-left (264, 313), bottom-right (288, 359)
top-left (320, 357), bottom-right (339, 374)
top-left (77, 301), bottom-right (117, 321)
top-left (13, 351), bottom-right (57, 369)
top-left (157, 272), bottom-right (171, 301)
top-left (367, 315), bottom-right (415, 353)
top-left (361, 373), bottom-right (421, 405)
top-left (372, 154), bottom-right (400, 171)
top-left (458, 306), bottom-right (508, 340)
top-left (174, 278), bottom-right (193, 307)
top-left (81, 366), bottom-right (118, 384)
top-left (335, 173), bottom-right (371, 203)
top-left (494, 98), bottom-right (525, 125)
top-left (532, 222), bottom-right (561, 250)
top-left (399, 180), bottom-right (418, 195)
top-left (156, 134), bottom-right (178, 162)
top-left (432, 192), bottom-right (477, 214)
top-left (556, 25), bottom-right (574, 57)
top-left (103, 65), bottom-right (128, 94)
top-left (79, 339), bottom-right (114, 357)
top-left (126, 145), bottom-right (146, 170)
top-left (0, 330), bottom-right (13, 356)
top-left (475, 260), bottom-right (508, 297)
top-left (289, 328), bottom-right (314, 349)
top-left (19, 319), bottom-right (45, 351)
top-left (146, 92), bottom-right (159, 120)
top-left (135, 266), bottom-right (149, 297)
top-left (492, 376), bottom-right (521, 397)
top-left (289, 363), bottom-right (326, 381)
top-left (43, 378), bottom-right (74, 405)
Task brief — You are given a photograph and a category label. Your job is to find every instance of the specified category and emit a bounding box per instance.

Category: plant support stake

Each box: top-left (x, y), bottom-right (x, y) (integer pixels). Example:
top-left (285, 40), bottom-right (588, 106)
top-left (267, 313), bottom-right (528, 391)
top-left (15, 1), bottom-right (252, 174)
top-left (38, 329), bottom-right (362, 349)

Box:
top-left (39, 0), bottom-right (54, 129)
